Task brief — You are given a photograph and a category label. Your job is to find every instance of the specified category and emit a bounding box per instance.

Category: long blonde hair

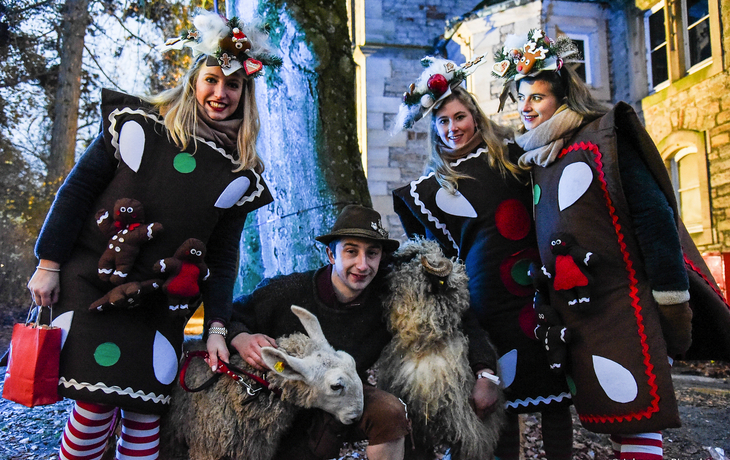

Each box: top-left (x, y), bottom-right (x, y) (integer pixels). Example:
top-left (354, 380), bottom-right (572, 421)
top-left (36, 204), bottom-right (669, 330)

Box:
top-left (145, 59), bottom-right (264, 173)
top-left (429, 86), bottom-right (520, 193)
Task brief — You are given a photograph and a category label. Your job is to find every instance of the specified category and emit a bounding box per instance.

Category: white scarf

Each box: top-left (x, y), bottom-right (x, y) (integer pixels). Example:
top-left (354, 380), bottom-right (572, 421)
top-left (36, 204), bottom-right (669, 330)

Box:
top-left (516, 105), bottom-right (584, 168)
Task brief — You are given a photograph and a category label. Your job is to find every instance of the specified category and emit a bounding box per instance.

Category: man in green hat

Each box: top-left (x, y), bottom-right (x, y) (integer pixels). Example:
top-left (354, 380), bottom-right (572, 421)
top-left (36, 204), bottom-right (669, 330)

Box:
top-left (226, 204), bottom-right (499, 460)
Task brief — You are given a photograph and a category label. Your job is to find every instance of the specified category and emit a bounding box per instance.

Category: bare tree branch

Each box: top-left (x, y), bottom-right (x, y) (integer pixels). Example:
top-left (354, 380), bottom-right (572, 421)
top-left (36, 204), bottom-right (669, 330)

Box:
top-left (83, 43), bottom-right (123, 90)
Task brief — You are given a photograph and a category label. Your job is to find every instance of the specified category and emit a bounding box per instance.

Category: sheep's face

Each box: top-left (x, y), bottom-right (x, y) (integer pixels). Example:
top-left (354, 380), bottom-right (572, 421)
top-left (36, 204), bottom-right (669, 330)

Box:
top-left (312, 351), bottom-right (364, 424)
top-left (260, 306), bottom-right (364, 425)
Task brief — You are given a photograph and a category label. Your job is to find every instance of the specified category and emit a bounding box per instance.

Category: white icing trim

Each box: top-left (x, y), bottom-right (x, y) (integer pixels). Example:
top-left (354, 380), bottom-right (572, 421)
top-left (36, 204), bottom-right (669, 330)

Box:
top-left (59, 377), bottom-right (171, 404)
top-left (505, 392), bottom-right (572, 409)
top-left (409, 173), bottom-right (459, 253)
top-left (107, 106), bottom-right (267, 208)
top-left (234, 169), bottom-right (266, 207)
top-left (107, 107), bottom-right (236, 164)
top-left (407, 148), bottom-right (489, 255)
top-left (449, 147), bottom-right (487, 167)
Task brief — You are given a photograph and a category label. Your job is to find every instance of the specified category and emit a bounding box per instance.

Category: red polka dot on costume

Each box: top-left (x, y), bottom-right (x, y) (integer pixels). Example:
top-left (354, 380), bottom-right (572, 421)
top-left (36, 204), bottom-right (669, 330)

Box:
top-left (495, 199), bottom-right (530, 241)
top-left (518, 303), bottom-right (539, 339)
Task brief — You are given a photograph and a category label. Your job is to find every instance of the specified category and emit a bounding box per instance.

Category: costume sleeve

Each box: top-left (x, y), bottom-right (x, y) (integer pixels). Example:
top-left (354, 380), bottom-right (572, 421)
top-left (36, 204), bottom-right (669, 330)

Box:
top-left (35, 132), bottom-right (117, 263)
top-left (393, 192), bottom-right (427, 238)
top-left (461, 308), bottom-right (499, 373)
top-left (201, 208), bottom-right (248, 327)
top-left (617, 135), bottom-right (689, 297)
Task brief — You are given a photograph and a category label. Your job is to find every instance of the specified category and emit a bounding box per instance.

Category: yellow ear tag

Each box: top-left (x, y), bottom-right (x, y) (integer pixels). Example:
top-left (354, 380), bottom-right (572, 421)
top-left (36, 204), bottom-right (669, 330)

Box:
top-left (274, 361), bottom-right (285, 373)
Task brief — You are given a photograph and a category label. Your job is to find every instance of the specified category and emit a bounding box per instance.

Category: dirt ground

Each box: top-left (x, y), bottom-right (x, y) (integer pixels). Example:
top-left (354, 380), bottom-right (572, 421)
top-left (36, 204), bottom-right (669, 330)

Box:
top-left (1, 323), bottom-right (728, 460)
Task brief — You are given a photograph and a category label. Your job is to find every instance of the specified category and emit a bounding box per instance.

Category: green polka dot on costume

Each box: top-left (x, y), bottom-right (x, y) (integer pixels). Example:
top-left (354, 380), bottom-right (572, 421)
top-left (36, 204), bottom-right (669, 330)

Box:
top-left (511, 259), bottom-right (533, 286)
top-left (94, 342), bottom-right (121, 367)
top-left (566, 374), bottom-right (577, 395)
top-left (533, 184), bottom-right (542, 205)
top-left (173, 153), bottom-right (196, 173)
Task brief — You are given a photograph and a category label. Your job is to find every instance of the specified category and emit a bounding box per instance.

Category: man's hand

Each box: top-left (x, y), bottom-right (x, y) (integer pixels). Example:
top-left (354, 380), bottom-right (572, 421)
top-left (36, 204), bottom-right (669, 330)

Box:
top-left (230, 332), bottom-right (278, 371)
top-left (470, 369), bottom-right (500, 419)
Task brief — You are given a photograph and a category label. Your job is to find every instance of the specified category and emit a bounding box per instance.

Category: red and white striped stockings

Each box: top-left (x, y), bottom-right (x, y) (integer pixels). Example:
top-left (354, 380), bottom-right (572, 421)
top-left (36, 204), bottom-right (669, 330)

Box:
top-left (611, 432), bottom-right (663, 460)
top-left (59, 401), bottom-right (160, 460)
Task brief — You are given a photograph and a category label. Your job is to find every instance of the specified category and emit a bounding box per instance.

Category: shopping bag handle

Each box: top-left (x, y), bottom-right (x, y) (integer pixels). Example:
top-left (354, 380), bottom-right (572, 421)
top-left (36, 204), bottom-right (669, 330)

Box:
top-left (25, 302), bottom-right (54, 328)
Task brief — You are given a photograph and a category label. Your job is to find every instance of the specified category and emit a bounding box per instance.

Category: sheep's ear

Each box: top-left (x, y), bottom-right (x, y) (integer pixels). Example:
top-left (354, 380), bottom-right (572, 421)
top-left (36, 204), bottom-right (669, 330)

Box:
top-left (261, 346), bottom-right (312, 381)
top-left (290, 305), bottom-right (327, 345)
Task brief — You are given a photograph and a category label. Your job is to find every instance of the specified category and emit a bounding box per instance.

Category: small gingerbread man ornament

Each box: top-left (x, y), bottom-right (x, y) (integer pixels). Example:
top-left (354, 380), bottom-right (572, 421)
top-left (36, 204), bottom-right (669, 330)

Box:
top-left (153, 238), bottom-right (210, 315)
top-left (96, 198), bottom-right (164, 285)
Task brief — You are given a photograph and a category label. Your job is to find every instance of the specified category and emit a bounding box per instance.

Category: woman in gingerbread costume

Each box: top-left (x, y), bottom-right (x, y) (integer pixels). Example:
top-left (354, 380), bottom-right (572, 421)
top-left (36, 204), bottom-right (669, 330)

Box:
top-left (26, 11), bottom-right (276, 459)
top-left (392, 56), bottom-right (574, 460)
top-left (494, 28), bottom-right (730, 460)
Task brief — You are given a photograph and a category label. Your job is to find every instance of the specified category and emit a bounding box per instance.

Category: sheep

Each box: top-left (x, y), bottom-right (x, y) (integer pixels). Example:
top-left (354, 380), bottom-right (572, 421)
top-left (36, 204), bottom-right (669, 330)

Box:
top-left (159, 305), bottom-right (364, 460)
top-left (377, 238), bottom-right (505, 460)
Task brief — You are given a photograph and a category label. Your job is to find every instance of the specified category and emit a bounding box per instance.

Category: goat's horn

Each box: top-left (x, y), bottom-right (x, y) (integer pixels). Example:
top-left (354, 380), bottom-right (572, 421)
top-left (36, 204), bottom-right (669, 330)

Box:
top-left (420, 256), bottom-right (452, 277)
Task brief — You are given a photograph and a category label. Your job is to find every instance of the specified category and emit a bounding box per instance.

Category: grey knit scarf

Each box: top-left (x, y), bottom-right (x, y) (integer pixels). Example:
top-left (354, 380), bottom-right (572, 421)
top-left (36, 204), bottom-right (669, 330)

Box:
top-left (516, 105), bottom-right (583, 168)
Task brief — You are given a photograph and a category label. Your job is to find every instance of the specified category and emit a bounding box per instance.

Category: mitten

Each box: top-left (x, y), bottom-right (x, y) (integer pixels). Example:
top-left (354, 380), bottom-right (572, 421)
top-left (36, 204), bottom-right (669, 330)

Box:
top-left (657, 301), bottom-right (693, 359)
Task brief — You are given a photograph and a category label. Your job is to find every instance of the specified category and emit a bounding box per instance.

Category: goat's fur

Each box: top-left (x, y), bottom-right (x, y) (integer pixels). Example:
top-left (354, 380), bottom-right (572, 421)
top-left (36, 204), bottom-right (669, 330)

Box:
top-left (377, 238), bottom-right (504, 459)
top-left (159, 306), bottom-right (363, 460)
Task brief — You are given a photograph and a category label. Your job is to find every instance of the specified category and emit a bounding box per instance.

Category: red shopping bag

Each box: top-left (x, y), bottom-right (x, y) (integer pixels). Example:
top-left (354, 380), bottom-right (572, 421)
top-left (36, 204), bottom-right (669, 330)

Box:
top-left (2, 305), bottom-right (63, 407)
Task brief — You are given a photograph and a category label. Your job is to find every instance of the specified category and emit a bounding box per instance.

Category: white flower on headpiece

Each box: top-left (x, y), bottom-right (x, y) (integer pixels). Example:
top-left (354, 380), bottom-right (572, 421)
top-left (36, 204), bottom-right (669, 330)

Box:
top-left (532, 29), bottom-right (544, 40)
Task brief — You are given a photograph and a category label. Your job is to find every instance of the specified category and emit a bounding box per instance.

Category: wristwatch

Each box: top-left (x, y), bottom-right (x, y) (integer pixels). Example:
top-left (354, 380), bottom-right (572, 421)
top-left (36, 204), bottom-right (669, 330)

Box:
top-left (208, 326), bottom-right (228, 337)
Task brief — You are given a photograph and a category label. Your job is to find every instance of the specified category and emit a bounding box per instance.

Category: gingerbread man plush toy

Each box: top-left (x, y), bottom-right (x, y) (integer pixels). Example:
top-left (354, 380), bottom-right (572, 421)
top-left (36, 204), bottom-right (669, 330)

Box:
top-left (96, 198), bottom-right (163, 285)
top-left (153, 238), bottom-right (210, 315)
top-left (542, 232), bottom-right (596, 311)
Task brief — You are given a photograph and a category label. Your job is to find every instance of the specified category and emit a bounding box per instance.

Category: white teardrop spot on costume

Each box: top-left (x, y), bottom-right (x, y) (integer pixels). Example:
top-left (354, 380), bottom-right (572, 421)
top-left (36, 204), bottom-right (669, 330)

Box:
top-left (592, 355), bottom-right (638, 403)
top-left (118, 121), bottom-right (146, 172)
top-left (435, 188), bottom-right (477, 218)
top-left (558, 162), bottom-right (593, 211)
top-left (214, 176), bottom-right (251, 209)
top-left (51, 311), bottom-right (74, 349)
top-left (497, 349), bottom-right (518, 388)
top-left (153, 331), bottom-right (178, 385)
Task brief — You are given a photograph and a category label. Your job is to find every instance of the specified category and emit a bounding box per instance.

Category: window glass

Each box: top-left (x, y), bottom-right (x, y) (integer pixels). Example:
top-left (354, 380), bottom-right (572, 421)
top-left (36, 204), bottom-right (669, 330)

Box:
top-left (677, 152), bottom-right (702, 229)
top-left (685, 0), bottom-right (711, 67)
top-left (648, 8), bottom-right (668, 85)
top-left (571, 39), bottom-right (587, 82)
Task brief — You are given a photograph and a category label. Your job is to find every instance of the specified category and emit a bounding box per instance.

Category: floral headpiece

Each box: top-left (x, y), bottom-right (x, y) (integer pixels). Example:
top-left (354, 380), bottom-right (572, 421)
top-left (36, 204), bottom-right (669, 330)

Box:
top-left (159, 10), bottom-right (282, 78)
top-left (394, 53), bottom-right (489, 130)
top-left (491, 29), bottom-right (577, 111)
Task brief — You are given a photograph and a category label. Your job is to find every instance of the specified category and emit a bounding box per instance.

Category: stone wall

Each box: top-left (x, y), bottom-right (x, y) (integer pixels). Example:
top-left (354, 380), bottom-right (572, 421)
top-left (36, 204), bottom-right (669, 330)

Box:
top-left (642, 70), bottom-right (730, 252)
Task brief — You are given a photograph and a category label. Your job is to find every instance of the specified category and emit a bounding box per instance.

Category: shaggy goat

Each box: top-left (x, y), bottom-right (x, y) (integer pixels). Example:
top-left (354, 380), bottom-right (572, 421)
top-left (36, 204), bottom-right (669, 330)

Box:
top-left (159, 306), bottom-right (364, 460)
top-left (377, 238), bottom-right (504, 460)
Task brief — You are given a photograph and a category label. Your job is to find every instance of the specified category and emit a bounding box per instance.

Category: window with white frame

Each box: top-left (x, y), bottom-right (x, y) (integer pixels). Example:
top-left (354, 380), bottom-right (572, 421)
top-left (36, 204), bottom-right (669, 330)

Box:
top-left (645, 0), bottom-right (716, 90)
top-left (668, 147), bottom-right (703, 233)
top-left (568, 35), bottom-right (590, 85)
top-left (660, 129), bottom-right (712, 246)
top-left (682, 0), bottom-right (711, 71)
top-left (645, 2), bottom-right (669, 89)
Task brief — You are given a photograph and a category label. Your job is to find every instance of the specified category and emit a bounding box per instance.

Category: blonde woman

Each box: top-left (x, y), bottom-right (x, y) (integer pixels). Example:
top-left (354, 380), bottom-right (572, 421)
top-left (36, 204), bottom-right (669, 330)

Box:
top-left (27, 12), bottom-right (277, 459)
top-left (393, 57), bottom-right (574, 460)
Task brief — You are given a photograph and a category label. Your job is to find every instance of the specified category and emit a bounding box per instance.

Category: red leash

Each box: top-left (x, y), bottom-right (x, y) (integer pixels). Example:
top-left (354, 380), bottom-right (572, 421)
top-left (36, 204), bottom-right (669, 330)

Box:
top-left (179, 350), bottom-right (282, 397)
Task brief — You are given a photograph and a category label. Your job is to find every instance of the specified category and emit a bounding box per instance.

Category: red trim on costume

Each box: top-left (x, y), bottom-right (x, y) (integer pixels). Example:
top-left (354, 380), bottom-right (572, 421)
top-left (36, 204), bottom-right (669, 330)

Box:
top-left (561, 141), bottom-right (662, 426)
top-left (684, 254), bottom-right (730, 306)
